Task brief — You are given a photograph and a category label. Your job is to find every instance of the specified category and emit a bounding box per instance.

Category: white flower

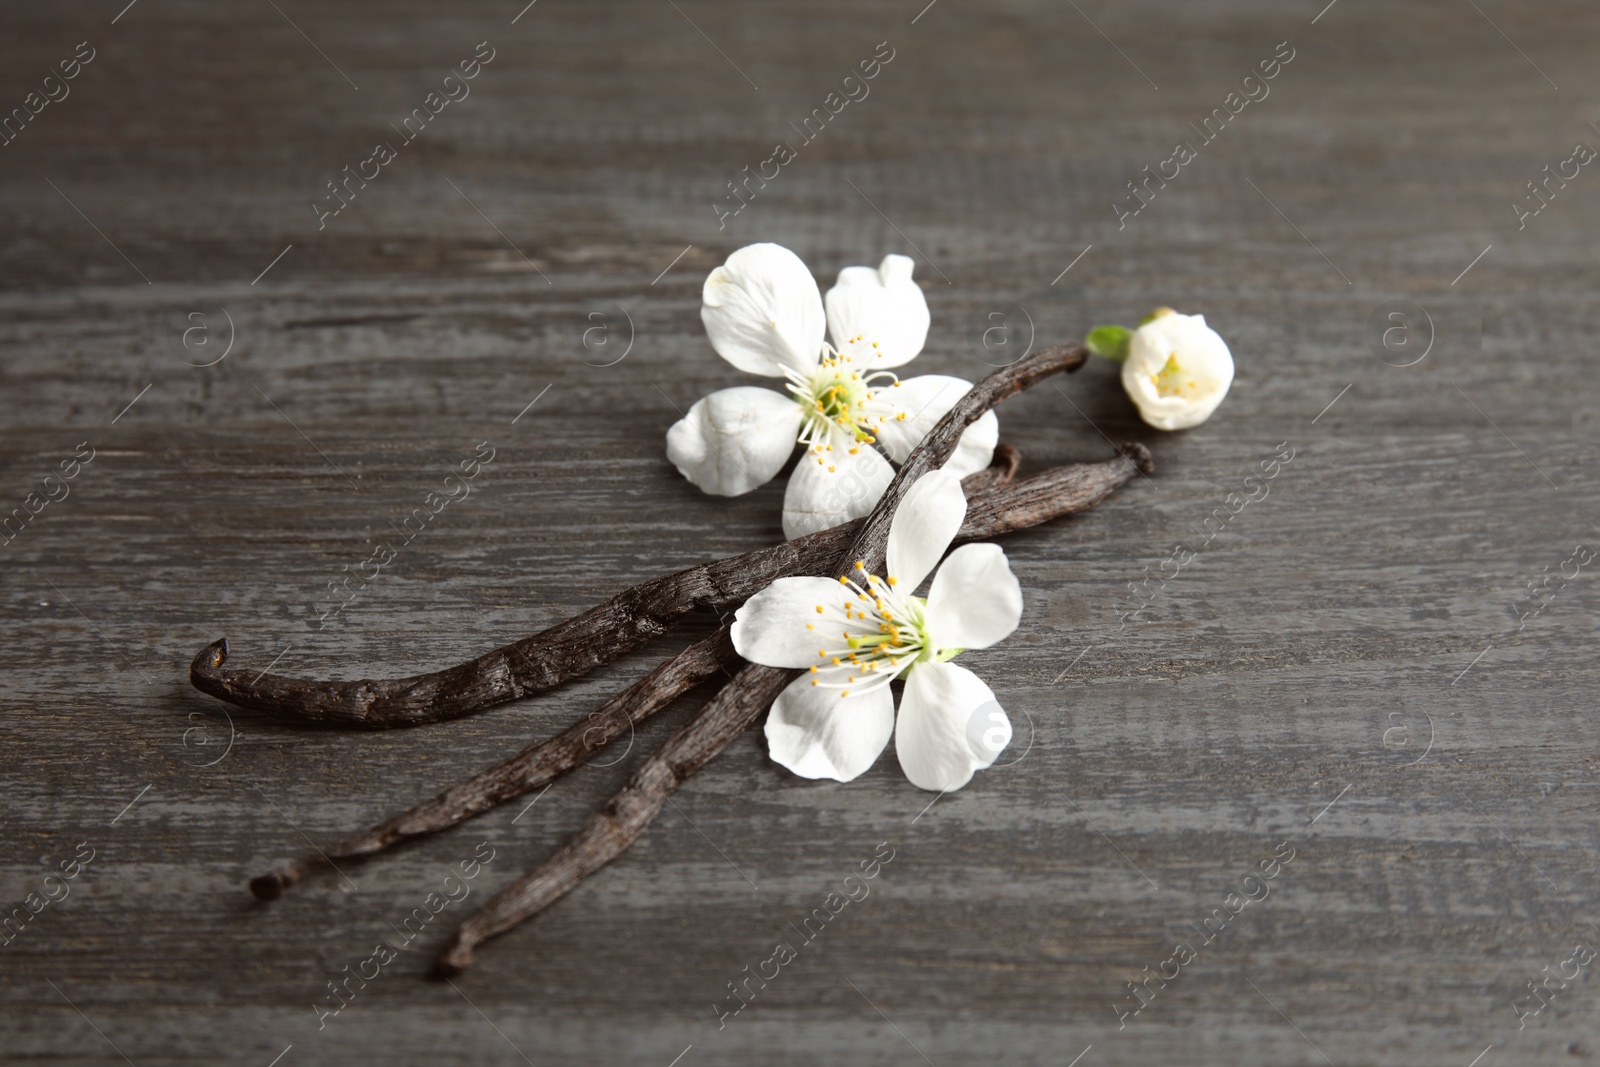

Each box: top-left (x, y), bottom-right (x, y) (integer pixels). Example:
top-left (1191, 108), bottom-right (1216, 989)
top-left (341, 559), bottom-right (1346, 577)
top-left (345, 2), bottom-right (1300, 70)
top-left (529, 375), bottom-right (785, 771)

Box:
top-left (666, 243), bottom-right (999, 539)
top-left (731, 469), bottom-right (1022, 791)
top-left (1120, 310), bottom-right (1234, 431)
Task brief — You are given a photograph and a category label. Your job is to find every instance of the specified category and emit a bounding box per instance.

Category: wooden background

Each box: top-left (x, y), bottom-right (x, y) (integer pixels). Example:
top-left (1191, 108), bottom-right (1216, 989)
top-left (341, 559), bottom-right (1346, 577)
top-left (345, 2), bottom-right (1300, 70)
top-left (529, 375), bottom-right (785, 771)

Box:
top-left (2, 1), bottom-right (1597, 1064)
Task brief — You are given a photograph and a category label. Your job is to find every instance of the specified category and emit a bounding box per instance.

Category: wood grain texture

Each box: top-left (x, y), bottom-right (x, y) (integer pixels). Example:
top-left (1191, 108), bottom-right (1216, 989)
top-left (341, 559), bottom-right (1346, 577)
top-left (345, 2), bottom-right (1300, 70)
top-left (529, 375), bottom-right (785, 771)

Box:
top-left (2, 1), bottom-right (1598, 1064)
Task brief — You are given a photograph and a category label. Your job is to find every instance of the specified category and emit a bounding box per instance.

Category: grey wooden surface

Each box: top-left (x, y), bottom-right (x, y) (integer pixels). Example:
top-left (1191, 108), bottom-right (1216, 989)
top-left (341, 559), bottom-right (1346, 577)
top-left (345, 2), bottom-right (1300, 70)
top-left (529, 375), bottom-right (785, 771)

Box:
top-left (2, 1), bottom-right (1598, 1064)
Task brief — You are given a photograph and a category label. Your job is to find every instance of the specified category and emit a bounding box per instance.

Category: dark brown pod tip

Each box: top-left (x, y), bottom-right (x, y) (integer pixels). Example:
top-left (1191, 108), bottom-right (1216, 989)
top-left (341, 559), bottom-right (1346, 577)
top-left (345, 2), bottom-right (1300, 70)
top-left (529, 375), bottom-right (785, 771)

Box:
top-left (432, 939), bottom-right (474, 978)
top-left (249, 872), bottom-right (288, 901)
top-left (1118, 441), bottom-right (1155, 475)
top-left (191, 638), bottom-right (229, 680)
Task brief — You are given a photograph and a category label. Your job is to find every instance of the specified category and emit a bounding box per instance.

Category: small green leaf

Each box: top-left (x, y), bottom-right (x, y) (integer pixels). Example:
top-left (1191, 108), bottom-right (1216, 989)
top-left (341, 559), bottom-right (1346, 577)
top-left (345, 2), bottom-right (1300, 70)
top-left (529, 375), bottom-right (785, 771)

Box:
top-left (1085, 324), bottom-right (1133, 363)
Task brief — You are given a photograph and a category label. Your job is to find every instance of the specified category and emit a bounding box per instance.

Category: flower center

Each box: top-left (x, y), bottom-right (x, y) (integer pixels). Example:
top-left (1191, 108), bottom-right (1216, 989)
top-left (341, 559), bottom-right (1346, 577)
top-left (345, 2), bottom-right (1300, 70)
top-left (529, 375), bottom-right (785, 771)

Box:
top-left (805, 561), bottom-right (944, 698)
top-left (782, 342), bottom-right (903, 464)
top-left (813, 367), bottom-right (869, 423)
top-left (1152, 354), bottom-right (1199, 399)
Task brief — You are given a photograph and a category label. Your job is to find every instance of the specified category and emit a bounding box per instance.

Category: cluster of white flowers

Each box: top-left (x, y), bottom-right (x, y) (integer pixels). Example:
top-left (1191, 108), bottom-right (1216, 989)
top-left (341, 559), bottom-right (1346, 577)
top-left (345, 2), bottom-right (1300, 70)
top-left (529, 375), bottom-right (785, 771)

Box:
top-left (668, 244), bottom-right (1237, 791)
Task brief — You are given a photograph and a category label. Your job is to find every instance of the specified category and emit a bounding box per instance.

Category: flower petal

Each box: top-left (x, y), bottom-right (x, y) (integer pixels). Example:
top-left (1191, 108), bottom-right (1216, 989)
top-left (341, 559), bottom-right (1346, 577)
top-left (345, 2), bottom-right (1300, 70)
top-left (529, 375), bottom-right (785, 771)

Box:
top-left (894, 660), bottom-right (1010, 791)
top-left (884, 468), bottom-right (966, 591)
top-left (666, 387), bottom-right (803, 496)
top-left (782, 428), bottom-right (895, 540)
top-left (924, 543), bottom-right (1022, 651)
top-left (731, 576), bottom-right (850, 668)
top-left (873, 375), bottom-right (998, 478)
top-left (702, 243), bottom-right (826, 377)
top-left (765, 674), bottom-right (895, 782)
top-left (823, 254), bottom-right (930, 370)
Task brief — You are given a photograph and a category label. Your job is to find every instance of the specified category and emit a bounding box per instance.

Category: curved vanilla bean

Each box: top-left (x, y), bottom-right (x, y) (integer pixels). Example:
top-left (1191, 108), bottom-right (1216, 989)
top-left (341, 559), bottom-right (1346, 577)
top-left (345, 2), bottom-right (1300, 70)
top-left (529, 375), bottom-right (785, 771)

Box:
top-left (249, 626), bottom-right (739, 901)
top-left (435, 663), bottom-right (790, 975)
top-left (188, 528), bottom-right (831, 728)
top-left (189, 443), bottom-right (1035, 730)
top-left (434, 343), bottom-right (1102, 973)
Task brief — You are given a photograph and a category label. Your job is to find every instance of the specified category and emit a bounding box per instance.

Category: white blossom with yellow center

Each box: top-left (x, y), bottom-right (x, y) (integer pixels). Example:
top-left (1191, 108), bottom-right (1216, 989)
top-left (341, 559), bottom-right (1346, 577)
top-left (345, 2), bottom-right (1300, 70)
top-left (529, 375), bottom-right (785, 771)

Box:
top-left (665, 243), bottom-right (999, 539)
top-left (732, 469), bottom-right (1022, 791)
top-left (1120, 310), bottom-right (1235, 431)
